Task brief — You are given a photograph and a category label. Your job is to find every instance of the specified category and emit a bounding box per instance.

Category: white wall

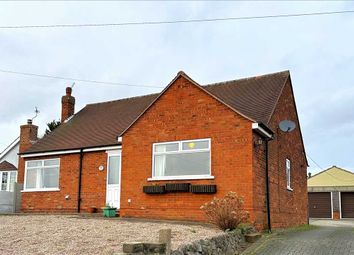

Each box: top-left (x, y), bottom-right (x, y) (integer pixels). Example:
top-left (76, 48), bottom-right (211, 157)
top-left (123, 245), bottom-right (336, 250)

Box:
top-left (0, 142), bottom-right (19, 169)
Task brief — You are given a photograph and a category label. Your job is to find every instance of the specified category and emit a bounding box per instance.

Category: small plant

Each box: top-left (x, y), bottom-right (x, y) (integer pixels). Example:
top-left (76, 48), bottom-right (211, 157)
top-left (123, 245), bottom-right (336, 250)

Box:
top-left (201, 191), bottom-right (249, 231)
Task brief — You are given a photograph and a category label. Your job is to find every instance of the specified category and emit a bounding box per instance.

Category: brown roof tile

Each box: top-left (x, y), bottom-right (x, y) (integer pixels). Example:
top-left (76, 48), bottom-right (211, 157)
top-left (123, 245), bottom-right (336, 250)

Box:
top-left (23, 70), bottom-right (289, 154)
top-left (0, 161), bottom-right (17, 171)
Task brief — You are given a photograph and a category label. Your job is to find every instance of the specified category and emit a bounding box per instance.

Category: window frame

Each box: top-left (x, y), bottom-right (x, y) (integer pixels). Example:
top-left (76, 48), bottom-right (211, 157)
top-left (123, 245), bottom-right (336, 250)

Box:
top-left (149, 138), bottom-right (213, 181)
top-left (23, 158), bottom-right (60, 192)
top-left (286, 158), bottom-right (293, 191)
top-left (0, 170), bottom-right (17, 192)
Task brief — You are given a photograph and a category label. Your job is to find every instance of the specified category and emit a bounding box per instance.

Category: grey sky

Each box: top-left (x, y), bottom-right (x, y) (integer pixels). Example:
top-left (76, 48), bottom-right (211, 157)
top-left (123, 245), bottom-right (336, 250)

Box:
top-left (0, 1), bottom-right (353, 174)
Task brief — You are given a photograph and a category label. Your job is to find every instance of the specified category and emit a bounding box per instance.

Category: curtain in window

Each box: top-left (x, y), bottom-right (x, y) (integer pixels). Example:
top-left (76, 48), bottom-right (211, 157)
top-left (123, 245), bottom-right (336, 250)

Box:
top-left (154, 155), bottom-right (166, 177)
top-left (154, 145), bottom-right (167, 177)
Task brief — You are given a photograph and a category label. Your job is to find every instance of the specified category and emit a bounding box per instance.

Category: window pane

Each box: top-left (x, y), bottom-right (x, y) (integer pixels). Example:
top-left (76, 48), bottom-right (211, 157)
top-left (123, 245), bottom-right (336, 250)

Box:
top-left (182, 140), bottom-right (209, 150)
top-left (154, 151), bottom-right (210, 177)
top-left (1, 172), bottom-right (8, 191)
top-left (27, 161), bottom-right (42, 168)
top-left (26, 169), bottom-right (37, 189)
top-left (9, 172), bottom-right (16, 192)
top-left (44, 159), bottom-right (60, 166)
top-left (286, 159), bottom-right (291, 169)
top-left (42, 167), bottom-right (59, 188)
top-left (155, 143), bottom-right (178, 153)
top-left (108, 156), bottom-right (120, 185)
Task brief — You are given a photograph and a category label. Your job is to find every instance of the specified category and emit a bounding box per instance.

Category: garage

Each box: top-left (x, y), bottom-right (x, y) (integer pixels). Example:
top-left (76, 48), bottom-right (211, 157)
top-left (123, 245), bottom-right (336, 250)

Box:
top-left (309, 192), bottom-right (332, 218)
top-left (341, 192), bottom-right (354, 218)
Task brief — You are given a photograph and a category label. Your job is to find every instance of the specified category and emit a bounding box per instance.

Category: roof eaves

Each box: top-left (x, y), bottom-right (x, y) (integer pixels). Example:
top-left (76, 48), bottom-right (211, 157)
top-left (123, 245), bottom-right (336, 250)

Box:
top-left (20, 143), bottom-right (121, 156)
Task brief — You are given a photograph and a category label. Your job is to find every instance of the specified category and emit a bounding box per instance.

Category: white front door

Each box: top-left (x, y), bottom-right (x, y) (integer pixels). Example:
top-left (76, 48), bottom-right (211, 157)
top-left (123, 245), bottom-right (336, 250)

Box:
top-left (106, 151), bottom-right (121, 209)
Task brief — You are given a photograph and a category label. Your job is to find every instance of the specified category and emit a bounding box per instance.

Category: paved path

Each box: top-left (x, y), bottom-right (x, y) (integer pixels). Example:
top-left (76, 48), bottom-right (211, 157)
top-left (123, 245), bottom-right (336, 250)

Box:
top-left (244, 220), bottom-right (354, 255)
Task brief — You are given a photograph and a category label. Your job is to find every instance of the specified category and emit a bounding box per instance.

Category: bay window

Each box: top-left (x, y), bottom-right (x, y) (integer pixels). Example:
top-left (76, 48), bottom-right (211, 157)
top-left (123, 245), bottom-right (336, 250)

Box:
top-left (152, 139), bottom-right (212, 180)
top-left (24, 159), bottom-right (60, 191)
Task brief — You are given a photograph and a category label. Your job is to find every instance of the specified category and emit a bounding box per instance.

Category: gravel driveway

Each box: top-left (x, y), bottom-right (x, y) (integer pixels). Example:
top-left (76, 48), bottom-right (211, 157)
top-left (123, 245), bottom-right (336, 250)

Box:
top-left (0, 215), bottom-right (221, 255)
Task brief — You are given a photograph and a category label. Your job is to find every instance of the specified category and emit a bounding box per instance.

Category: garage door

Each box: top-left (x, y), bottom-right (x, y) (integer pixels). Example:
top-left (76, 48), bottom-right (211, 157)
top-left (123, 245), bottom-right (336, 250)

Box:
top-left (309, 192), bottom-right (332, 218)
top-left (341, 192), bottom-right (354, 218)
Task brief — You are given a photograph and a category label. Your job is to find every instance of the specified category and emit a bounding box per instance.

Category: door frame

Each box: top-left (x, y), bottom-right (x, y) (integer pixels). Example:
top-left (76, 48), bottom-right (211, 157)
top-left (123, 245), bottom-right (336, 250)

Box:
top-left (339, 191), bottom-right (342, 219)
top-left (105, 150), bottom-right (122, 209)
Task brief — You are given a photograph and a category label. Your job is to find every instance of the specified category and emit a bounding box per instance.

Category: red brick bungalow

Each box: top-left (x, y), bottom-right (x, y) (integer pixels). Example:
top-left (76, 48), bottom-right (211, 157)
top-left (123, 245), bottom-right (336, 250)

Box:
top-left (18, 71), bottom-right (308, 230)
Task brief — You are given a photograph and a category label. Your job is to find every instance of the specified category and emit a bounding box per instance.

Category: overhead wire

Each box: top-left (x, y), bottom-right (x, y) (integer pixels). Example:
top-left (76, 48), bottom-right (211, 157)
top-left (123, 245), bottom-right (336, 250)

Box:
top-left (0, 10), bottom-right (353, 29)
top-left (0, 69), bottom-right (163, 89)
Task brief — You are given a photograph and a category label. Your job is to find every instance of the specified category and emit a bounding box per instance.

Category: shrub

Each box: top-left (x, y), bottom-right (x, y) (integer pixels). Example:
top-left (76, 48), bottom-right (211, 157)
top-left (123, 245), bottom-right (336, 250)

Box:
top-left (200, 191), bottom-right (249, 231)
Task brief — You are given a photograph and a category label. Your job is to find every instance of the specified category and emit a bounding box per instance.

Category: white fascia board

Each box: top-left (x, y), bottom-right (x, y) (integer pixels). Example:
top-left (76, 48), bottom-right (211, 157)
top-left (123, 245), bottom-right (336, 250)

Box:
top-left (21, 145), bottom-right (122, 158)
top-left (252, 123), bottom-right (273, 139)
top-left (83, 146), bottom-right (121, 152)
top-left (21, 150), bottom-right (81, 158)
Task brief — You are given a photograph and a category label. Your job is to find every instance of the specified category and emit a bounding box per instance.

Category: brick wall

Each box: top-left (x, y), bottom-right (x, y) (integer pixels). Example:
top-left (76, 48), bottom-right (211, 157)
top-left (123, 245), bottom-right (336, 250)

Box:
top-left (251, 80), bottom-right (308, 229)
top-left (266, 80), bottom-right (308, 228)
top-left (21, 151), bottom-right (108, 212)
top-left (252, 133), bottom-right (268, 230)
top-left (120, 75), bottom-right (255, 222)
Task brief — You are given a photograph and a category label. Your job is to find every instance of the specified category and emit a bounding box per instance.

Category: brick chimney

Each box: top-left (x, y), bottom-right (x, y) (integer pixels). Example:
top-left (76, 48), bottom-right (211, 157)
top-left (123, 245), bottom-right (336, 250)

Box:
top-left (19, 119), bottom-right (38, 153)
top-left (61, 87), bottom-right (75, 122)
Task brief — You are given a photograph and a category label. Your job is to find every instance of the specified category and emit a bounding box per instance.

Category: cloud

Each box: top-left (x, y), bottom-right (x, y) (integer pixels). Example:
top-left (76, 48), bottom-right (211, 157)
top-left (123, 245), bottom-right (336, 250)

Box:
top-left (0, 1), bottom-right (353, 175)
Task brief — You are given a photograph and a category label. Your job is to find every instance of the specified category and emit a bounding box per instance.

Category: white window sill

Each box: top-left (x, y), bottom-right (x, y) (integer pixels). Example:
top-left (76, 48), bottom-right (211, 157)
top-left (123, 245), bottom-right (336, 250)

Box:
top-left (148, 175), bottom-right (215, 181)
top-left (287, 187), bottom-right (293, 192)
top-left (21, 188), bottom-right (60, 193)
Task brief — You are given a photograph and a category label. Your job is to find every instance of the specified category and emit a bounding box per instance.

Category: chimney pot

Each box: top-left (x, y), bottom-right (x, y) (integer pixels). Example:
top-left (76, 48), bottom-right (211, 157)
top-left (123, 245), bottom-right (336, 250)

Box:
top-left (27, 119), bottom-right (32, 125)
top-left (66, 87), bottom-right (72, 96)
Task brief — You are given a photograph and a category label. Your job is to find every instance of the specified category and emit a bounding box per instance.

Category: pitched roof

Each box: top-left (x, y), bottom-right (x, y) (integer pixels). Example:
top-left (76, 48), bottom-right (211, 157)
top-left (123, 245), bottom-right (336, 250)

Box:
top-left (204, 70), bottom-right (289, 124)
top-left (0, 160), bottom-right (17, 171)
top-left (308, 166), bottom-right (354, 187)
top-left (23, 70), bottom-right (289, 154)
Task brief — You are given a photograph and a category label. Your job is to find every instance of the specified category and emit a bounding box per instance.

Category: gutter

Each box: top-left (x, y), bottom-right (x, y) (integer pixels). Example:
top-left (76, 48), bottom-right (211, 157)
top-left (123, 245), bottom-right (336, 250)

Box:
top-left (20, 144), bottom-right (122, 158)
top-left (77, 149), bottom-right (83, 213)
top-left (252, 123), bottom-right (273, 139)
top-left (265, 139), bottom-right (272, 233)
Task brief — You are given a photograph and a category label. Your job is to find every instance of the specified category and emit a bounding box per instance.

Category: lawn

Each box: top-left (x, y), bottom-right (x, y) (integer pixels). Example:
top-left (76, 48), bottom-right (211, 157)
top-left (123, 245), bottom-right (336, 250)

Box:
top-left (0, 215), bottom-right (220, 255)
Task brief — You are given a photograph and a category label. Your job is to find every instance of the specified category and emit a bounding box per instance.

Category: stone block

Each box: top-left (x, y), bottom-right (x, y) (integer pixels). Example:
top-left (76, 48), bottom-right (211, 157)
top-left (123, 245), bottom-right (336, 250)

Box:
top-left (245, 233), bottom-right (261, 243)
top-left (123, 242), bottom-right (144, 253)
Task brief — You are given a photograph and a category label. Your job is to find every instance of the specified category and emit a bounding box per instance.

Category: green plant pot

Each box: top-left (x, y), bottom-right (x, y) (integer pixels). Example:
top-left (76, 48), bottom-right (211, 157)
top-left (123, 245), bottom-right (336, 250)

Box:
top-left (103, 207), bottom-right (117, 217)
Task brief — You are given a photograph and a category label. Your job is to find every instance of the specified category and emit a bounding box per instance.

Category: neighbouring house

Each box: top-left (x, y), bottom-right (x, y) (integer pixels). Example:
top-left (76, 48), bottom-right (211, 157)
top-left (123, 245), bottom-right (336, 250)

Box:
top-left (0, 137), bottom-right (19, 192)
top-left (308, 166), bottom-right (354, 219)
top-left (18, 70), bottom-right (308, 229)
top-left (0, 137), bottom-right (20, 213)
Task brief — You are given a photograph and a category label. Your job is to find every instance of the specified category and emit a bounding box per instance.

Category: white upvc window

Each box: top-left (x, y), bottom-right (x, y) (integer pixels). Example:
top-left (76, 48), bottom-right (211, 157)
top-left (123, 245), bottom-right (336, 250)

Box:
top-left (0, 171), bottom-right (17, 192)
top-left (151, 138), bottom-right (213, 180)
top-left (286, 158), bottom-right (292, 191)
top-left (24, 159), bottom-right (60, 192)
